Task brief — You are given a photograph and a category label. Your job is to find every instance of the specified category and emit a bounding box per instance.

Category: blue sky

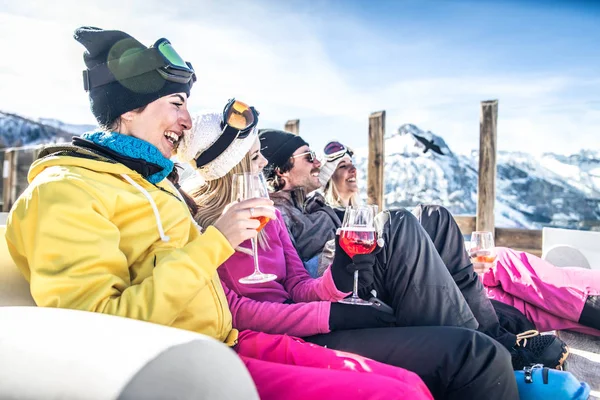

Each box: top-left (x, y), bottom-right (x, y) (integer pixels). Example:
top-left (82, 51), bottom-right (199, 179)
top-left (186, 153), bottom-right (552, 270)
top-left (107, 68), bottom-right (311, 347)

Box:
top-left (0, 0), bottom-right (598, 156)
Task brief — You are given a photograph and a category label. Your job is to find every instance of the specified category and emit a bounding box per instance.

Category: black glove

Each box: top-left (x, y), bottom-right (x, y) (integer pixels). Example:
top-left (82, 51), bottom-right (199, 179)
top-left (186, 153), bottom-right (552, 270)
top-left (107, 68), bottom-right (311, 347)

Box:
top-left (330, 235), bottom-right (382, 293)
top-left (329, 302), bottom-right (396, 331)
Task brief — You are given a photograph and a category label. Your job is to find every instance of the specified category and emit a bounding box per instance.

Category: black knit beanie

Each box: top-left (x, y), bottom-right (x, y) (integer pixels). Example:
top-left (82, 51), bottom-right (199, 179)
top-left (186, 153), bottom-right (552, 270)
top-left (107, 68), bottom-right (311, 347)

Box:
top-left (259, 129), bottom-right (309, 177)
top-left (74, 26), bottom-right (193, 127)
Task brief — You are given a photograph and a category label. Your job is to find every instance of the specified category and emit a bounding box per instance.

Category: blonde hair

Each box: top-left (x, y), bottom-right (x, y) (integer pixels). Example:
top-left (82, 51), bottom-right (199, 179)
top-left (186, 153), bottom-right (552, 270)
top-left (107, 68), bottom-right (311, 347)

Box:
top-left (323, 177), bottom-right (361, 209)
top-left (188, 153), bottom-right (270, 251)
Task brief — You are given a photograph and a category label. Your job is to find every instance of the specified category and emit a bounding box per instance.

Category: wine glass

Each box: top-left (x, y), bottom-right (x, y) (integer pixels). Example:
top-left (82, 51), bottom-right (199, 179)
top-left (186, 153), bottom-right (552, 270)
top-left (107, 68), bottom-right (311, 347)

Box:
top-left (468, 231), bottom-right (497, 276)
top-left (338, 205), bottom-right (376, 306)
top-left (231, 172), bottom-right (277, 284)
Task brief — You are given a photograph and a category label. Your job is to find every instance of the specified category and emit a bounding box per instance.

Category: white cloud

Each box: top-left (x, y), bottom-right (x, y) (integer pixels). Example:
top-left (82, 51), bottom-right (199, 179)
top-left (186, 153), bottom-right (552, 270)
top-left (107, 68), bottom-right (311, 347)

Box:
top-left (0, 0), bottom-right (598, 157)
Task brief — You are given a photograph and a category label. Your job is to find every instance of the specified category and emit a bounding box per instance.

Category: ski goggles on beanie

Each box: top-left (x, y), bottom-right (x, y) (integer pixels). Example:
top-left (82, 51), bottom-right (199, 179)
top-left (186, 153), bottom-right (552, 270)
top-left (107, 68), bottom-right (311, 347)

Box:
top-left (195, 98), bottom-right (260, 168)
top-left (83, 38), bottom-right (196, 91)
top-left (324, 141), bottom-right (354, 162)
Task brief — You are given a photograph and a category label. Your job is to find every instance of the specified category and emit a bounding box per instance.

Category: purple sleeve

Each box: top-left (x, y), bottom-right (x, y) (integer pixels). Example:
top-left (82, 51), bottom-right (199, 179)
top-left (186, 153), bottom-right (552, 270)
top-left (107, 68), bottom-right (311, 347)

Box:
top-left (223, 279), bottom-right (331, 337)
top-left (275, 210), bottom-right (350, 303)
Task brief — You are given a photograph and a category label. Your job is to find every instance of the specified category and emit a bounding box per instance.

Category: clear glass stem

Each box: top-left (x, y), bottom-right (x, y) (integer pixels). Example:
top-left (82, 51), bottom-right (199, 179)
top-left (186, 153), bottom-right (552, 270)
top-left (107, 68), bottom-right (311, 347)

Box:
top-left (351, 269), bottom-right (360, 299)
top-left (339, 269), bottom-right (372, 305)
top-left (250, 237), bottom-right (261, 275)
top-left (239, 237), bottom-right (277, 284)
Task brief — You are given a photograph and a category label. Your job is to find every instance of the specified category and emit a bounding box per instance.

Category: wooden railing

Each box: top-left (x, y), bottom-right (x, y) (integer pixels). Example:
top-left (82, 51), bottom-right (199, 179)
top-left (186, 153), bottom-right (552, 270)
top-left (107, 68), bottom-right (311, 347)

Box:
top-left (456, 215), bottom-right (542, 256)
top-left (1, 145), bottom-right (44, 212)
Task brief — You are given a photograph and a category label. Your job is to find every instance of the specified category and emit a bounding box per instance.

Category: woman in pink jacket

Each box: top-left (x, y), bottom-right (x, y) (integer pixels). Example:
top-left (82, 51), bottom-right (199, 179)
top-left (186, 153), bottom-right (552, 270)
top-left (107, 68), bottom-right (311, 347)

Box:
top-left (176, 104), bottom-right (519, 400)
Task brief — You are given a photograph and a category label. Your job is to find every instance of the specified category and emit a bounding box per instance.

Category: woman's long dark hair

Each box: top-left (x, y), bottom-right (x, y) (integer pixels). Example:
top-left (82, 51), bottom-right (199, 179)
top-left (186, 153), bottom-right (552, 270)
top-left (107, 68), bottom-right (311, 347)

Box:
top-left (168, 164), bottom-right (199, 217)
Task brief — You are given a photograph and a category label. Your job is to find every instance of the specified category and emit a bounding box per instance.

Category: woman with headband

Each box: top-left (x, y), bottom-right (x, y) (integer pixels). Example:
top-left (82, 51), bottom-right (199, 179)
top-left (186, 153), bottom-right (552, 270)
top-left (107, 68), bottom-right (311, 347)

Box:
top-left (177, 102), bottom-right (519, 400)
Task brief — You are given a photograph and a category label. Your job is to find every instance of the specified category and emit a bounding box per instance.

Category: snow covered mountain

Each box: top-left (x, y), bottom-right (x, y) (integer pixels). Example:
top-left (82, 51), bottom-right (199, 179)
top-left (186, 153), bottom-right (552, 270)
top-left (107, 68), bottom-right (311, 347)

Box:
top-left (0, 112), bottom-right (95, 148)
top-left (37, 118), bottom-right (96, 136)
top-left (353, 124), bottom-right (600, 230)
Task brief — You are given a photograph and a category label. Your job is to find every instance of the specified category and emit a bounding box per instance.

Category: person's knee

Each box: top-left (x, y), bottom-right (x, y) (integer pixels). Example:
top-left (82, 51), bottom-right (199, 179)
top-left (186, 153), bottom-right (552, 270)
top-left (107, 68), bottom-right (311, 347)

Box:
top-left (412, 204), bottom-right (454, 222)
top-left (389, 207), bottom-right (422, 229)
top-left (456, 329), bottom-right (512, 369)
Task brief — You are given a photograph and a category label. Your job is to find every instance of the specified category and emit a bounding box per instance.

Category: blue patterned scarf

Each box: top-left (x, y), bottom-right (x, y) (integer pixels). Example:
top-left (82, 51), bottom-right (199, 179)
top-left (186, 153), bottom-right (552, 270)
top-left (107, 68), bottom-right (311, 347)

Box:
top-left (81, 131), bottom-right (173, 184)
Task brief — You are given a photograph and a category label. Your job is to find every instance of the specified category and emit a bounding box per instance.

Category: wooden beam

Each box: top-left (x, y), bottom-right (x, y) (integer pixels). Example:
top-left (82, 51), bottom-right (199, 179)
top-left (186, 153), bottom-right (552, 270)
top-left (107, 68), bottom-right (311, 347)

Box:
top-left (455, 215), bottom-right (476, 236)
top-left (495, 227), bottom-right (542, 250)
top-left (516, 248), bottom-right (543, 257)
top-left (453, 215), bottom-right (542, 255)
top-left (367, 111), bottom-right (385, 210)
top-left (476, 100), bottom-right (498, 232)
top-left (284, 119), bottom-right (300, 135)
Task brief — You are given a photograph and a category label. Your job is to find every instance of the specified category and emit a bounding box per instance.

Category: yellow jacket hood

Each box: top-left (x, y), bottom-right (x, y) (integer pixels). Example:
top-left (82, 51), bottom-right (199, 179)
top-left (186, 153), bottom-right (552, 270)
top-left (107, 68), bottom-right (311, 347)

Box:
top-left (28, 145), bottom-right (133, 182)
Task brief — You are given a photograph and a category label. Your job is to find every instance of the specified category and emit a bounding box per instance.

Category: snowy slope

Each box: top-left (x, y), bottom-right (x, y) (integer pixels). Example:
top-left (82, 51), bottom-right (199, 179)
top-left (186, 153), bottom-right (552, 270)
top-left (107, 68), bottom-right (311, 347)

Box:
top-left (0, 112), bottom-right (78, 147)
top-left (353, 124), bottom-right (600, 230)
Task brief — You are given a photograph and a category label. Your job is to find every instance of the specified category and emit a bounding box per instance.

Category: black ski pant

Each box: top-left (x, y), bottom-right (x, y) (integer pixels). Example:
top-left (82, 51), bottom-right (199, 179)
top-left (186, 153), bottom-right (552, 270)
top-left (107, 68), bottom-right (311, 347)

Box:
top-left (364, 208), bottom-right (480, 330)
top-left (411, 204), bottom-right (518, 349)
top-left (580, 295), bottom-right (600, 330)
top-left (305, 326), bottom-right (518, 400)
top-left (304, 206), bottom-right (520, 399)
top-left (349, 206), bottom-right (516, 348)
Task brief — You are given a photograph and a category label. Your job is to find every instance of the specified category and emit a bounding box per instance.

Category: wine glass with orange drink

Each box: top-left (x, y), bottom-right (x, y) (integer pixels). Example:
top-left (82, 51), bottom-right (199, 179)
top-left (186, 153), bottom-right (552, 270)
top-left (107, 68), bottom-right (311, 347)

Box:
top-left (468, 231), bottom-right (497, 276)
top-left (231, 172), bottom-right (277, 284)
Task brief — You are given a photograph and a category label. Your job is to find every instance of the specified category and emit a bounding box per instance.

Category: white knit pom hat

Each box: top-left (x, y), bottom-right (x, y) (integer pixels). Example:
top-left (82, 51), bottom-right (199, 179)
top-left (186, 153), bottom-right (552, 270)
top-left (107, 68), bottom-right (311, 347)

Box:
top-left (176, 111), bottom-right (258, 181)
top-left (318, 153), bottom-right (352, 187)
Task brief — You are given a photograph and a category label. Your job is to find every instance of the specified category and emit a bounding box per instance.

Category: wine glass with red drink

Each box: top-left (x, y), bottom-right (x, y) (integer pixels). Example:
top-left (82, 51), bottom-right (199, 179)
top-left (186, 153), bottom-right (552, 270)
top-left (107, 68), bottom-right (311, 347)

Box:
top-left (338, 205), bottom-right (376, 305)
top-left (231, 172), bottom-right (277, 284)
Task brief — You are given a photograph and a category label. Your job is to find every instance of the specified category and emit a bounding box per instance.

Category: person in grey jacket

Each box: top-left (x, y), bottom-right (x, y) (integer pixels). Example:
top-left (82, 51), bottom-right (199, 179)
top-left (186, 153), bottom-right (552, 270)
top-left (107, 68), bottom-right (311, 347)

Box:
top-left (259, 129), bottom-right (569, 372)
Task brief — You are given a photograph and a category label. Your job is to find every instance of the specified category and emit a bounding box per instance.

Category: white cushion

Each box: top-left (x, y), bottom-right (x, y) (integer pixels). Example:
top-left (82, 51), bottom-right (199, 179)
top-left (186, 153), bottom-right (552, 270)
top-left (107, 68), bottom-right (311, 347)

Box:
top-left (542, 227), bottom-right (600, 270)
top-left (543, 245), bottom-right (591, 269)
top-left (0, 307), bottom-right (257, 400)
top-left (0, 225), bottom-right (36, 307)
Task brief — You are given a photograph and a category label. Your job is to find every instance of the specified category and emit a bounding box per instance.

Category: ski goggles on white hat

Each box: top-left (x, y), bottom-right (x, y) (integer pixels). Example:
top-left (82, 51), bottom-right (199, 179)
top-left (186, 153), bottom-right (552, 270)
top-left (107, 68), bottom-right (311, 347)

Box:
top-left (195, 98), bottom-right (260, 168)
top-left (324, 141), bottom-right (354, 162)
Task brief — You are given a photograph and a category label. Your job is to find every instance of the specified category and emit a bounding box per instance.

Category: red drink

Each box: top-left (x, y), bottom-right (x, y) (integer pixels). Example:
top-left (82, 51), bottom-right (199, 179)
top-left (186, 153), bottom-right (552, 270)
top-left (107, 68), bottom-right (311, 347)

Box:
top-left (253, 216), bottom-right (270, 232)
top-left (339, 228), bottom-right (376, 257)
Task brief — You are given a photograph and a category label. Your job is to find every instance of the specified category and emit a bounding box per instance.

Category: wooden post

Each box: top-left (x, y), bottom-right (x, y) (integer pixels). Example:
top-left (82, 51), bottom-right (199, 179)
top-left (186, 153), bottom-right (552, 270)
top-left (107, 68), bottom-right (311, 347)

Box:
top-left (367, 111), bottom-right (385, 210)
top-left (284, 119), bottom-right (300, 135)
top-left (476, 100), bottom-right (498, 233)
top-left (1, 150), bottom-right (10, 212)
top-left (455, 215), bottom-right (476, 236)
top-left (2, 149), bottom-right (17, 212)
top-left (9, 148), bottom-right (18, 212)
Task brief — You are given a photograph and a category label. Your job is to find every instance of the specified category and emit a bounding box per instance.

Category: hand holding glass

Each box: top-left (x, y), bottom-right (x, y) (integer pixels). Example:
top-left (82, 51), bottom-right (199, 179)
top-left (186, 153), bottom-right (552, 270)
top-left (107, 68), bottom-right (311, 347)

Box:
top-left (338, 205), bottom-right (377, 306)
top-left (468, 231), bottom-right (496, 275)
top-left (231, 172), bottom-right (277, 284)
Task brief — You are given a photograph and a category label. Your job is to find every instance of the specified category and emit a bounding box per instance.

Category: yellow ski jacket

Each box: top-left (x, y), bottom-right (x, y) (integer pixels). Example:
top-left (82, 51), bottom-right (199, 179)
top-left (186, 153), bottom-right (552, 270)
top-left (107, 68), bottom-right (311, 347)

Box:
top-left (6, 145), bottom-right (237, 345)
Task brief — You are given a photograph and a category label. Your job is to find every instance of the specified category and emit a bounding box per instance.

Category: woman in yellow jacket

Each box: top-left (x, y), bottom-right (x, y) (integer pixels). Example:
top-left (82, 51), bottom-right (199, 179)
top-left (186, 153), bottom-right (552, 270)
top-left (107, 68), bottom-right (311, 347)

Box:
top-left (5, 27), bottom-right (432, 400)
